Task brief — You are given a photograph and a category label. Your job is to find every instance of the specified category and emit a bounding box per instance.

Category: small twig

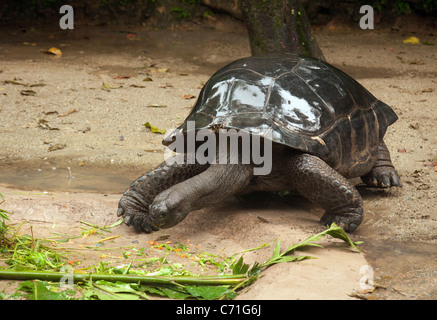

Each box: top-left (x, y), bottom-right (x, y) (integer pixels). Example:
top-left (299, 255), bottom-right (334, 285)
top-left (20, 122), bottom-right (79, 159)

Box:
top-left (97, 235), bottom-right (121, 243)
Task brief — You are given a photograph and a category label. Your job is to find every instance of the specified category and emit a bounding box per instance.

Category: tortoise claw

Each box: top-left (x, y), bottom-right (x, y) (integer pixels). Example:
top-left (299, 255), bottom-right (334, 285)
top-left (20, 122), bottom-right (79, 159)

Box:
top-left (123, 214), bottom-right (133, 226)
top-left (361, 166), bottom-right (402, 188)
top-left (320, 207), bottom-right (364, 233)
top-left (118, 191), bottom-right (159, 234)
top-left (131, 213), bottom-right (158, 233)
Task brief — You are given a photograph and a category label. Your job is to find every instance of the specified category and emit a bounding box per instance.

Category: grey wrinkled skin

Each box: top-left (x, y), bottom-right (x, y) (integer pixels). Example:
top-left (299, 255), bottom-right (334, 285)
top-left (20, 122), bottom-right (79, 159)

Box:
top-left (118, 54), bottom-right (402, 233)
top-left (118, 144), bottom-right (401, 233)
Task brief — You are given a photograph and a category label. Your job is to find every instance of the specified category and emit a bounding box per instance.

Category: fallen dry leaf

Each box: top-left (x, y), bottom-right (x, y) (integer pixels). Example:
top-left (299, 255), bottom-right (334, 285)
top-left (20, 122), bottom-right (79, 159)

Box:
top-left (150, 67), bottom-right (169, 73)
top-left (48, 143), bottom-right (66, 152)
top-left (29, 83), bottom-right (46, 87)
top-left (421, 88), bottom-right (434, 93)
top-left (58, 108), bottom-right (78, 117)
top-left (184, 94), bottom-right (196, 99)
top-left (101, 82), bottom-right (123, 91)
top-left (144, 122), bottom-right (166, 134)
top-left (4, 80), bottom-right (46, 87)
top-left (37, 119), bottom-right (59, 131)
top-left (4, 79), bottom-right (27, 86)
top-left (409, 123), bottom-right (419, 130)
top-left (44, 111), bottom-right (59, 116)
top-left (43, 47), bottom-right (62, 56)
top-left (403, 36), bottom-right (420, 44)
top-left (147, 104), bottom-right (167, 108)
top-left (20, 89), bottom-right (37, 96)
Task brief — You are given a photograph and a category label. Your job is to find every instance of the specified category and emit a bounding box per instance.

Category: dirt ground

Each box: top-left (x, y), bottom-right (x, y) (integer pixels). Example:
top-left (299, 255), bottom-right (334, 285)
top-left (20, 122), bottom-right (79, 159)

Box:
top-left (0, 14), bottom-right (436, 300)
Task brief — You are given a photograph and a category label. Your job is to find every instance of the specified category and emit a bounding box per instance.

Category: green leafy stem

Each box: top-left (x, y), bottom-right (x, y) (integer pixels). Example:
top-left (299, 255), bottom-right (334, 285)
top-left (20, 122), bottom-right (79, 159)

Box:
top-left (0, 222), bottom-right (361, 300)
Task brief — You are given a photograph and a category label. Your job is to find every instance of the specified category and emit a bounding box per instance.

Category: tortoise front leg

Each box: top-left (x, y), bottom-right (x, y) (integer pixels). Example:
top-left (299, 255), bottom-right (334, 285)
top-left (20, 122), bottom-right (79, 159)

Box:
top-left (288, 153), bottom-right (364, 232)
top-left (118, 156), bottom-right (209, 233)
top-left (147, 163), bottom-right (253, 229)
top-left (361, 140), bottom-right (402, 188)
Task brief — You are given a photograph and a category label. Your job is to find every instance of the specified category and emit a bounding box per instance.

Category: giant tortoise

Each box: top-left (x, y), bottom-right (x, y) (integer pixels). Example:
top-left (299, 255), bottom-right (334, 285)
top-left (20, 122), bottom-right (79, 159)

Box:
top-left (118, 54), bottom-right (401, 233)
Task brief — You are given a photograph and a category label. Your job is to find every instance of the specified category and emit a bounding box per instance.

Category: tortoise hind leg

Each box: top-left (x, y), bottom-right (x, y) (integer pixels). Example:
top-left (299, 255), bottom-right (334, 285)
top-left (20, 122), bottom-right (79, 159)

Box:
top-left (361, 140), bottom-right (402, 188)
top-left (288, 153), bottom-right (363, 232)
top-left (118, 156), bottom-right (209, 233)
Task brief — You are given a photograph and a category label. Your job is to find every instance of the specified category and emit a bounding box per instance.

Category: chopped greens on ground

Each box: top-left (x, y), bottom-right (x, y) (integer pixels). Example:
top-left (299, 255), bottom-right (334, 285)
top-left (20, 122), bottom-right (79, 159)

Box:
top-left (0, 193), bottom-right (360, 300)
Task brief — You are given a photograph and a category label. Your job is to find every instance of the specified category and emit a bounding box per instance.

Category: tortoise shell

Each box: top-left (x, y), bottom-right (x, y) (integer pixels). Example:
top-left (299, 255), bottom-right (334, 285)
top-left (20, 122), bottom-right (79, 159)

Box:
top-left (165, 54), bottom-right (398, 178)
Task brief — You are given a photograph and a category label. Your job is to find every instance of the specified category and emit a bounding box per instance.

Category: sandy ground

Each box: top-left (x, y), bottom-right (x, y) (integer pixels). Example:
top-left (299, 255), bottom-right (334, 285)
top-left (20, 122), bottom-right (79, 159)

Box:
top-left (0, 15), bottom-right (436, 300)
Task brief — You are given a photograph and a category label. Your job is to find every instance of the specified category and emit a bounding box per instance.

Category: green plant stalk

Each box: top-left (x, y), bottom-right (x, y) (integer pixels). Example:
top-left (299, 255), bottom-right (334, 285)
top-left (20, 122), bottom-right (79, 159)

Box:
top-left (0, 270), bottom-right (248, 286)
